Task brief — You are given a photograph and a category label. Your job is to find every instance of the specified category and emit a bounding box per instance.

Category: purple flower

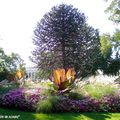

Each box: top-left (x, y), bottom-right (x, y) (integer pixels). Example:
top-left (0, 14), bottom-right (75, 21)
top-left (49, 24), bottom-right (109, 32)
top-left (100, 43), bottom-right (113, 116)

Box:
top-left (0, 88), bottom-right (41, 111)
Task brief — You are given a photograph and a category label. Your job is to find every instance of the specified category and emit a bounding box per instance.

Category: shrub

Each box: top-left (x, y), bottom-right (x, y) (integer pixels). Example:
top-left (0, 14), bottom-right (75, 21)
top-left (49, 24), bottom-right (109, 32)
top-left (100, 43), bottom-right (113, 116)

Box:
top-left (68, 92), bottom-right (83, 100)
top-left (54, 96), bottom-right (101, 112)
top-left (0, 88), bottom-right (40, 111)
top-left (0, 83), bottom-right (18, 95)
top-left (100, 95), bottom-right (120, 112)
top-left (53, 94), bottom-right (120, 112)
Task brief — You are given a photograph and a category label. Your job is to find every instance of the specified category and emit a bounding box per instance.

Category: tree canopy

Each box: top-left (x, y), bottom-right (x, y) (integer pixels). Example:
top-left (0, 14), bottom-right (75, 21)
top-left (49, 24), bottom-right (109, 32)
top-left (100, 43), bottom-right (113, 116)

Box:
top-left (31, 4), bottom-right (101, 78)
top-left (100, 33), bottom-right (112, 59)
top-left (104, 0), bottom-right (120, 75)
top-left (0, 48), bottom-right (25, 81)
top-left (105, 0), bottom-right (120, 23)
top-left (99, 32), bottom-right (120, 75)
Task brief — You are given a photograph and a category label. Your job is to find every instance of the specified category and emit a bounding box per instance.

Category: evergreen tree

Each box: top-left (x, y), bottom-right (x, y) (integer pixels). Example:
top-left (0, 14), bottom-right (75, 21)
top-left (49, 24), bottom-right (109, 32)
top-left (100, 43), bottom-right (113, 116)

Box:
top-left (31, 4), bottom-right (101, 78)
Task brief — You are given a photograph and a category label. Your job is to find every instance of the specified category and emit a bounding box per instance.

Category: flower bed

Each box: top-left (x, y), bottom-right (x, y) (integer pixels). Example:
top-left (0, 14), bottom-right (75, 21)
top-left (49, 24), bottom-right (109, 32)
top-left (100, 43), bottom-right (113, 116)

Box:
top-left (55, 96), bottom-right (120, 112)
top-left (0, 88), bottom-right (41, 111)
top-left (0, 88), bottom-right (120, 112)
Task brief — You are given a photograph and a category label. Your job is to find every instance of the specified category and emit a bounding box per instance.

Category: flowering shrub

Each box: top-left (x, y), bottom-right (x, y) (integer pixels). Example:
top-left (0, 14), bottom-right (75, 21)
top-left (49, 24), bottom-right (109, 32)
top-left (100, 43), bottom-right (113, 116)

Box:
top-left (0, 88), bottom-right (41, 111)
top-left (54, 97), bottom-right (101, 112)
top-left (52, 95), bottom-right (120, 112)
top-left (100, 95), bottom-right (120, 112)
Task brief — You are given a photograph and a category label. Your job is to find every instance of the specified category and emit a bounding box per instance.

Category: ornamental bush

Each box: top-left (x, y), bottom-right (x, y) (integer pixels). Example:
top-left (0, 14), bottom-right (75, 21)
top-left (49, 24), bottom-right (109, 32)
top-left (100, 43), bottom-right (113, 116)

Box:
top-left (54, 95), bottom-right (120, 112)
top-left (100, 95), bottom-right (120, 112)
top-left (0, 88), bottom-right (40, 111)
top-left (54, 97), bottom-right (101, 112)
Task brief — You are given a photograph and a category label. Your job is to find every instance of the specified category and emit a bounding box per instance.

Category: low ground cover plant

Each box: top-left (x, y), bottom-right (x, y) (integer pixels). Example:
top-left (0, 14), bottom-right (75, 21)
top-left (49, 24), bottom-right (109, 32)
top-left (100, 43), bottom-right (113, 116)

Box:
top-left (0, 88), bottom-right (40, 111)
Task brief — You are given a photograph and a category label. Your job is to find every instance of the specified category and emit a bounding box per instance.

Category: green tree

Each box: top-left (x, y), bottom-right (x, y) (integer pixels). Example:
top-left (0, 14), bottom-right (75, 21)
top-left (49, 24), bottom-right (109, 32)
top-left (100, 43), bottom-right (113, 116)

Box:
top-left (0, 48), bottom-right (9, 80)
top-left (100, 33), bottom-right (112, 59)
top-left (99, 32), bottom-right (120, 75)
top-left (104, 0), bottom-right (120, 75)
top-left (0, 48), bottom-right (25, 81)
top-left (112, 29), bottom-right (120, 58)
top-left (5, 53), bottom-right (26, 78)
top-left (105, 0), bottom-right (120, 23)
top-left (31, 4), bottom-right (101, 78)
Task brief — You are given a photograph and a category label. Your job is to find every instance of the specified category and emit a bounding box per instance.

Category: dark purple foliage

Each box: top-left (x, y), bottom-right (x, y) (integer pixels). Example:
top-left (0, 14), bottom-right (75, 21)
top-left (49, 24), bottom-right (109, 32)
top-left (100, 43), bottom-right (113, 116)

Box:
top-left (55, 97), bottom-right (101, 112)
top-left (0, 88), bottom-right (40, 111)
top-left (53, 95), bottom-right (120, 112)
top-left (100, 95), bottom-right (120, 112)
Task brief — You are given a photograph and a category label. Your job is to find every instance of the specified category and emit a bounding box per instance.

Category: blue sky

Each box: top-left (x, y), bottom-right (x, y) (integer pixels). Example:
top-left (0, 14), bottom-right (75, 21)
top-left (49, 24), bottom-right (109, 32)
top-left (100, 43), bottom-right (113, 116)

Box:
top-left (0, 0), bottom-right (118, 66)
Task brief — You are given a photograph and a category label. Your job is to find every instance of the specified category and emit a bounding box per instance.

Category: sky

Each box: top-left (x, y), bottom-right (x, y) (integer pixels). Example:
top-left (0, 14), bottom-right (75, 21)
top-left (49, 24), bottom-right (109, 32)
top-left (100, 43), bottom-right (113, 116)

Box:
top-left (0, 0), bottom-right (118, 67)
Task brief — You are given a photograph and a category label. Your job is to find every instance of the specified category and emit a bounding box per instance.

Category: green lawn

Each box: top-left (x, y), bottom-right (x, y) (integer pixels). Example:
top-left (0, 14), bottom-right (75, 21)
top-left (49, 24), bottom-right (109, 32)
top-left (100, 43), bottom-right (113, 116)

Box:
top-left (0, 107), bottom-right (120, 120)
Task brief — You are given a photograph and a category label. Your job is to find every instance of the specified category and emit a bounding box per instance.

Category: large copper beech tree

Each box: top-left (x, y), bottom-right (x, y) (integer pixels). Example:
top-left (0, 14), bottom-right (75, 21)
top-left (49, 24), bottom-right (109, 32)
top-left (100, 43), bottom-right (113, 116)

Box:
top-left (31, 4), bottom-right (101, 89)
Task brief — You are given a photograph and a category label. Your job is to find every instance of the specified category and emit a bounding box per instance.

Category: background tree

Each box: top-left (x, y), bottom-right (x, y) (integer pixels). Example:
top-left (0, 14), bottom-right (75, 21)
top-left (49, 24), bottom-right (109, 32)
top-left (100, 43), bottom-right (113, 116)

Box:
top-left (0, 48), bottom-right (25, 81)
top-left (100, 33), bottom-right (112, 59)
top-left (0, 48), bottom-right (9, 81)
top-left (111, 29), bottom-right (120, 75)
top-left (103, 0), bottom-right (120, 75)
top-left (5, 53), bottom-right (26, 80)
top-left (99, 32), bottom-right (120, 75)
top-left (105, 0), bottom-right (120, 23)
top-left (112, 29), bottom-right (120, 58)
top-left (31, 4), bottom-right (101, 79)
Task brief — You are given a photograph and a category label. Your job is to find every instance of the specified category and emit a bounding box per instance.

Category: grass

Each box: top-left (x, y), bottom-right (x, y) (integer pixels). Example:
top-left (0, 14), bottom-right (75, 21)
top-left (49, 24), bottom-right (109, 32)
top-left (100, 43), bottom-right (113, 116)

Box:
top-left (36, 95), bottom-right (60, 113)
top-left (78, 83), bottom-right (117, 99)
top-left (0, 107), bottom-right (120, 120)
